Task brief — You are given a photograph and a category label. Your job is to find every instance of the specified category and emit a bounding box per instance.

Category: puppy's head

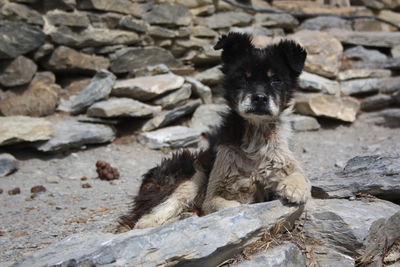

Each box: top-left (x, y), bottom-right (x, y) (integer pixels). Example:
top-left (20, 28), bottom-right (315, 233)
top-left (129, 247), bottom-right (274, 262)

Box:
top-left (215, 32), bottom-right (307, 123)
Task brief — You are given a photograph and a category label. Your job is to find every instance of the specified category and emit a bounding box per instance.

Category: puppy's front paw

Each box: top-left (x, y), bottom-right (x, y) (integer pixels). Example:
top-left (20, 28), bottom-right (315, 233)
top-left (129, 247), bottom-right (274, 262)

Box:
top-left (276, 172), bottom-right (311, 204)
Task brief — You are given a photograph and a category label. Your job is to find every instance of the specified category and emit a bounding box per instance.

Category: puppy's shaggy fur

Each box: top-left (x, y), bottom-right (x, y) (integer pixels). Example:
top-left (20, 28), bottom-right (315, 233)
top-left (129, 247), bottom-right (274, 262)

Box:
top-left (118, 32), bottom-right (311, 230)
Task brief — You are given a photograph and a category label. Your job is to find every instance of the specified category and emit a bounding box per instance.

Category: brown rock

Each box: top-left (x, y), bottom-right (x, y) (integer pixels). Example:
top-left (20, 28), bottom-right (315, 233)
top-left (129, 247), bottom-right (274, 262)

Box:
top-left (46, 10), bottom-right (90, 28)
top-left (295, 93), bottom-right (360, 122)
top-left (8, 187), bottom-right (21, 195)
top-left (0, 72), bottom-right (60, 117)
top-left (45, 46), bottom-right (110, 74)
top-left (30, 185), bottom-right (46, 193)
top-left (0, 56), bottom-right (37, 88)
top-left (290, 30), bottom-right (343, 78)
top-left (96, 160), bottom-right (120, 180)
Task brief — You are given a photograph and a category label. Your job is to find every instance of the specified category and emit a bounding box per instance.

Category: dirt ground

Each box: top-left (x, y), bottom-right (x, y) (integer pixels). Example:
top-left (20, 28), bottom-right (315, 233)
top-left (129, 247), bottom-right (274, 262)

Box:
top-left (1, 111), bottom-right (400, 265)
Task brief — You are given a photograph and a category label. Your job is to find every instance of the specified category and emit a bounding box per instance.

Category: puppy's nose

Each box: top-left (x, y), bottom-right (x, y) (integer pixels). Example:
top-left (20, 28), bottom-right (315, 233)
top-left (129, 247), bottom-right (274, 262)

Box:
top-left (252, 94), bottom-right (268, 103)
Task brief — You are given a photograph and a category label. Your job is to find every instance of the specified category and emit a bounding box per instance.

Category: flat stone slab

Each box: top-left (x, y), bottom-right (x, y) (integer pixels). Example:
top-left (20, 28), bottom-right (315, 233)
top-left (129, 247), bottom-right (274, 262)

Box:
top-left (58, 70), bottom-right (116, 114)
top-left (138, 126), bottom-right (200, 149)
top-left (0, 153), bottom-right (18, 177)
top-left (299, 71), bottom-right (340, 95)
top-left (290, 115), bottom-right (321, 131)
top-left (34, 120), bottom-right (115, 152)
top-left (87, 98), bottom-right (161, 118)
top-left (311, 154), bottom-right (400, 202)
top-left (0, 56), bottom-right (37, 87)
top-left (204, 11), bottom-right (253, 29)
top-left (329, 29), bottom-right (400, 48)
top-left (151, 83), bottom-right (192, 109)
top-left (190, 104), bottom-right (229, 134)
top-left (12, 201), bottom-right (303, 267)
top-left (0, 116), bottom-right (53, 146)
top-left (295, 94), bottom-right (360, 122)
top-left (142, 100), bottom-right (201, 132)
top-left (112, 73), bottom-right (184, 101)
top-left (340, 78), bottom-right (380, 96)
top-left (338, 69), bottom-right (391, 81)
top-left (142, 3), bottom-right (192, 26)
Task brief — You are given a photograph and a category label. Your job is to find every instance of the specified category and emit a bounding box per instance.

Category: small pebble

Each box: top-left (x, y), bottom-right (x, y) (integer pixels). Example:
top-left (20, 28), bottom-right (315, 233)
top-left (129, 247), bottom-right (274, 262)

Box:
top-left (8, 187), bottom-right (21, 195)
top-left (82, 183), bottom-right (92, 188)
top-left (31, 185), bottom-right (47, 193)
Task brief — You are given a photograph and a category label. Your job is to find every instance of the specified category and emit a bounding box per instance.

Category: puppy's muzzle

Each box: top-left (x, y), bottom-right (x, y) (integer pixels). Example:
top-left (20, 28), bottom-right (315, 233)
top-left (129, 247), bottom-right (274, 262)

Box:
top-left (251, 93), bottom-right (268, 104)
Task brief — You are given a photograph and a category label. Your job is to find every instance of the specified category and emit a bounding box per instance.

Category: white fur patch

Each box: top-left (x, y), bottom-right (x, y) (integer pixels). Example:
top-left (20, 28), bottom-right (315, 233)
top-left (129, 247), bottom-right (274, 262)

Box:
top-left (269, 96), bottom-right (279, 116)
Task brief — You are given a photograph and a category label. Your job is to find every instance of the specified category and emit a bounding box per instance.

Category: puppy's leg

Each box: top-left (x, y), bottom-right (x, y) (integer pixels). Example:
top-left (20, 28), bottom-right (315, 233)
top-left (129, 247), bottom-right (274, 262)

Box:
top-left (135, 171), bottom-right (206, 229)
top-left (202, 145), bottom-right (245, 215)
top-left (275, 163), bottom-right (311, 204)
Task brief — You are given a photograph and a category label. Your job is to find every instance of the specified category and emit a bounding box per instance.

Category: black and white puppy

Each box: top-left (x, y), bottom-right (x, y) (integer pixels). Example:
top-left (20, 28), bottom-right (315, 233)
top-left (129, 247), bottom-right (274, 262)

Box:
top-left (118, 32), bottom-right (311, 230)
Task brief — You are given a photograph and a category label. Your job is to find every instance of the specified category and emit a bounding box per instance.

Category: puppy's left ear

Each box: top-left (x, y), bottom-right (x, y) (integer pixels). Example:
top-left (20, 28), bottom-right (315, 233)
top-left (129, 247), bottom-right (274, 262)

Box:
top-left (214, 32), bottom-right (253, 63)
top-left (277, 40), bottom-right (307, 77)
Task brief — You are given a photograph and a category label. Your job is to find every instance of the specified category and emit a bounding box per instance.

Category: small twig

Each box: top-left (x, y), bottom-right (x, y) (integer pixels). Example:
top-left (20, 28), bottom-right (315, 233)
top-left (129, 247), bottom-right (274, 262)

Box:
top-left (221, 0), bottom-right (400, 30)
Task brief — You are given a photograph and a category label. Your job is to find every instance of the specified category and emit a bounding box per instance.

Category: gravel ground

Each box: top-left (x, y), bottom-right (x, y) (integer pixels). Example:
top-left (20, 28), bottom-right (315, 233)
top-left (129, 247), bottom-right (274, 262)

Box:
top-left (1, 112), bottom-right (400, 265)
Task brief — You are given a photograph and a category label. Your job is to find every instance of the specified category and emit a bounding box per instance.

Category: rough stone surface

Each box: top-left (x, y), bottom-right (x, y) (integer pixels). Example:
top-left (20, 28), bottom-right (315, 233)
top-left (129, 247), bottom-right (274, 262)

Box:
top-left (1, 2), bottom-right (43, 25)
top-left (138, 126), bottom-right (200, 149)
top-left (190, 104), bottom-right (228, 133)
top-left (13, 201), bottom-right (302, 267)
top-left (142, 100), bottom-right (201, 132)
top-left (87, 98), bottom-right (161, 118)
top-left (254, 13), bottom-right (299, 29)
top-left (0, 21), bottom-right (45, 59)
top-left (311, 154), bottom-right (400, 202)
top-left (338, 69), bottom-right (391, 81)
top-left (304, 199), bottom-right (400, 256)
top-left (193, 65), bottom-right (224, 86)
top-left (341, 78), bottom-right (380, 96)
top-left (392, 44), bottom-right (400, 57)
top-left (119, 16), bottom-right (149, 32)
top-left (343, 46), bottom-right (387, 68)
top-left (299, 72), bottom-right (340, 95)
top-left (290, 30), bottom-right (343, 78)
top-left (379, 77), bottom-right (400, 94)
top-left (142, 4), bottom-right (192, 26)
top-left (112, 74), bottom-right (185, 101)
top-left (299, 16), bottom-right (352, 31)
top-left (43, 0), bottom-right (76, 11)
top-left (185, 76), bottom-right (213, 104)
top-left (0, 116), bottom-right (53, 146)
top-left (290, 115), bottom-right (321, 131)
top-left (50, 26), bottom-right (139, 48)
top-left (0, 72), bottom-right (60, 117)
top-left (204, 11), bottom-right (253, 29)
top-left (46, 10), bottom-right (89, 28)
top-left (34, 120), bottom-right (115, 152)
top-left (329, 29), bottom-right (400, 47)
top-left (361, 94), bottom-right (394, 111)
top-left (77, 0), bottom-right (149, 16)
top-left (374, 109), bottom-right (400, 128)
top-left (110, 47), bottom-right (182, 74)
top-left (58, 70), bottom-right (116, 114)
top-left (236, 243), bottom-right (306, 267)
top-left (45, 46), bottom-right (109, 74)
top-left (0, 153), bottom-right (18, 177)
top-left (371, 58), bottom-right (400, 71)
top-left (151, 83), bottom-right (192, 109)
top-left (0, 56), bottom-right (37, 87)
top-left (295, 94), bottom-right (360, 122)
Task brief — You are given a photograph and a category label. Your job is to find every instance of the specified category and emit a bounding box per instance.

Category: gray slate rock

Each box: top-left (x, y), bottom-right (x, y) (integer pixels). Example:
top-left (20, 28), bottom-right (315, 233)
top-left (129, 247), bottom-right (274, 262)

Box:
top-left (329, 29), bottom-right (400, 48)
top-left (12, 201), bottom-right (302, 267)
top-left (1, 2), bottom-right (44, 25)
top-left (343, 46), bottom-right (387, 67)
top-left (138, 126), bottom-right (200, 149)
top-left (77, 0), bottom-right (150, 16)
top-left (254, 13), bottom-right (299, 29)
top-left (341, 78), bottom-right (380, 95)
top-left (142, 100), bottom-right (201, 132)
top-left (119, 16), bottom-right (149, 32)
top-left (236, 243), bottom-right (306, 267)
top-left (311, 154), bottom-right (400, 202)
top-left (374, 109), bottom-right (400, 128)
top-left (0, 116), bottom-right (53, 146)
top-left (0, 153), bottom-right (18, 177)
top-left (0, 56), bottom-right (37, 87)
top-left (290, 115), bottom-right (321, 131)
top-left (43, 0), bottom-right (76, 11)
top-left (87, 98), bottom-right (161, 118)
top-left (0, 21), bottom-right (45, 59)
top-left (143, 4), bottom-right (192, 26)
top-left (304, 199), bottom-right (400, 256)
top-left (46, 9), bottom-right (89, 28)
top-left (152, 83), bottom-right (192, 109)
top-left (338, 69), bottom-right (391, 81)
top-left (204, 11), bottom-right (253, 29)
top-left (361, 94), bottom-right (394, 111)
top-left (185, 76), bottom-right (212, 104)
top-left (34, 120), bottom-right (115, 152)
top-left (193, 65), bottom-right (223, 86)
top-left (58, 70), bottom-right (116, 114)
top-left (299, 72), bottom-right (340, 95)
top-left (379, 77), bottom-right (400, 94)
top-left (50, 26), bottom-right (139, 48)
top-left (190, 104), bottom-right (228, 134)
top-left (112, 73), bottom-right (185, 101)
top-left (370, 57), bottom-right (400, 71)
top-left (110, 47), bottom-right (182, 74)
top-left (299, 16), bottom-right (352, 31)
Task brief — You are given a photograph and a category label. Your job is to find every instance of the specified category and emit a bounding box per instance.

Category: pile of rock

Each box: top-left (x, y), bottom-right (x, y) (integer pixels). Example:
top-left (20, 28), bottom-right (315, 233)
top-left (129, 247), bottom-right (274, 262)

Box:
top-left (0, 0), bottom-right (399, 152)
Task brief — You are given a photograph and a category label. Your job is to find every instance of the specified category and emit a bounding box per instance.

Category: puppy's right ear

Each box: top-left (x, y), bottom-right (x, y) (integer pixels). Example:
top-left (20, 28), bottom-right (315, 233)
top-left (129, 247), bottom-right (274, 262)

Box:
top-left (214, 32), bottom-right (253, 63)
